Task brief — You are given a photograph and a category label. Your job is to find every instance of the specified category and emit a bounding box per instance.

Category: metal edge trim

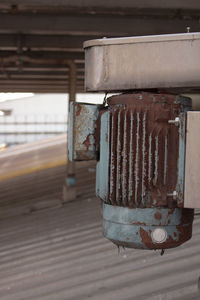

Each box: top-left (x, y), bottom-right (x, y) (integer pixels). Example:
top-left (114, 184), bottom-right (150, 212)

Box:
top-left (83, 32), bottom-right (200, 48)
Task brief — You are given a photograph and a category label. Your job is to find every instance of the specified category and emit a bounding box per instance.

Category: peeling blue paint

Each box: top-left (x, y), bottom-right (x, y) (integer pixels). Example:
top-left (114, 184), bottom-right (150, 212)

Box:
top-left (103, 203), bottom-right (193, 249)
top-left (96, 111), bottom-right (110, 201)
top-left (66, 176), bottom-right (76, 187)
top-left (68, 102), bottom-right (101, 161)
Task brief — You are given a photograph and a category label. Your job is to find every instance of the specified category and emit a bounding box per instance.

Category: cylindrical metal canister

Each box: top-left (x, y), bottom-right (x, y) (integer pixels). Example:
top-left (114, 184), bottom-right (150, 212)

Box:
top-left (97, 92), bottom-right (194, 249)
top-left (103, 203), bottom-right (194, 250)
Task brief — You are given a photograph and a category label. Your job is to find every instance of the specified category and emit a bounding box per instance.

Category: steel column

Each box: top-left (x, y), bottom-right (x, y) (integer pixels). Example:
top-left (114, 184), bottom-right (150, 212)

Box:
top-left (63, 60), bottom-right (77, 202)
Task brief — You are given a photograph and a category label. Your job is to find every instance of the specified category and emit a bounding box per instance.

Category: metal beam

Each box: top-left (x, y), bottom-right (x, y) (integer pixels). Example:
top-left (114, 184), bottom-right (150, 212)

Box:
top-left (0, 1), bottom-right (200, 11)
top-left (0, 50), bottom-right (84, 60)
top-left (0, 34), bottom-right (97, 50)
top-left (0, 74), bottom-right (84, 80)
top-left (0, 12), bottom-right (199, 36)
top-left (0, 79), bottom-right (84, 85)
top-left (0, 65), bottom-right (84, 72)
top-left (0, 2), bottom-right (199, 94)
top-left (0, 85), bottom-right (84, 93)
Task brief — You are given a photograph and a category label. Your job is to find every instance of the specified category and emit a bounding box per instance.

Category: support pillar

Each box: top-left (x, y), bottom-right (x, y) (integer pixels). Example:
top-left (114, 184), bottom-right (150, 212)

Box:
top-left (63, 60), bottom-right (77, 202)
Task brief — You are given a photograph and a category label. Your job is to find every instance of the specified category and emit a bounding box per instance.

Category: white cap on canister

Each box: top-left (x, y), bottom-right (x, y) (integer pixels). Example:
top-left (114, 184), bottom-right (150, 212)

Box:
top-left (151, 228), bottom-right (167, 243)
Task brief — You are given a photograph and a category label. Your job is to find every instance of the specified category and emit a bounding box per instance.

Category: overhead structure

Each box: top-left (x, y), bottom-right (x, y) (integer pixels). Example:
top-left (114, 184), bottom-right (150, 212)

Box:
top-left (0, 0), bottom-right (200, 93)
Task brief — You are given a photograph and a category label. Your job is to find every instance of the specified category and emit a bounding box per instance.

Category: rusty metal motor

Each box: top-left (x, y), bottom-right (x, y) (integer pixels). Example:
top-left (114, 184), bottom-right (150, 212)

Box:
top-left (68, 92), bottom-right (194, 250)
top-left (67, 33), bottom-right (200, 250)
top-left (96, 92), bottom-right (194, 250)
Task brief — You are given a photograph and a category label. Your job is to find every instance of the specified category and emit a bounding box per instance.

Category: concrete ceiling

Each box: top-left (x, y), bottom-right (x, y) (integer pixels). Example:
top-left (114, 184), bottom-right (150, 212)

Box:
top-left (0, 0), bottom-right (200, 93)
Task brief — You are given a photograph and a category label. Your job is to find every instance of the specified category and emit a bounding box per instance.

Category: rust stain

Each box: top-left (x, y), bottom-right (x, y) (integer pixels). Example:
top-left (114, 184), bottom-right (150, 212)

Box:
top-left (75, 104), bottom-right (82, 116)
top-left (83, 134), bottom-right (91, 151)
top-left (140, 226), bottom-right (180, 250)
top-left (167, 208), bottom-right (175, 216)
top-left (177, 201), bottom-right (184, 208)
top-left (134, 222), bottom-right (146, 226)
top-left (154, 212), bottom-right (162, 220)
top-left (140, 227), bottom-right (152, 247)
top-left (139, 208), bottom-right (194, 249)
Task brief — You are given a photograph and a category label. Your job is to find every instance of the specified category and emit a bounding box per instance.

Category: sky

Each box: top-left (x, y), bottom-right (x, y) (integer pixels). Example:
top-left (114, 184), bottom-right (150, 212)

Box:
top-left (0, 92), bottom-right (105, 104)
top-left (0, 93), bottom-right (35, 103)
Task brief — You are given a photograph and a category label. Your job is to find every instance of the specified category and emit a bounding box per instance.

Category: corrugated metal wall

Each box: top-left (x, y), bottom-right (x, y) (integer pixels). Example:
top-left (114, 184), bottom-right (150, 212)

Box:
top-left (0, 198), bottom-right (199, 299)
top-left (0, 137), bottom-right (199, 299)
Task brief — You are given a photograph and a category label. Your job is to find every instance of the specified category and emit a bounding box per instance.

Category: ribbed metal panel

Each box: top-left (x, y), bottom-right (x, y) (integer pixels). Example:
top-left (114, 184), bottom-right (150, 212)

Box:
top-left (108, 107), bottom-right (171, 208)
top-left (0, 198), bottom-right (199, 300)
top-left (105, 93), bottom-right (190, 208)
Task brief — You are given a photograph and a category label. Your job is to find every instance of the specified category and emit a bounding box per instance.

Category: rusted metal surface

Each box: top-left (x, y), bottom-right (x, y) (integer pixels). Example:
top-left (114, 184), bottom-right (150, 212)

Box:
top-left (97, 92), bottom-right (194, 250)
top-left (103, 203), bottom-right (194, 250)
top-left (102, 92), bottom-right (191, 208)
top-left (68, 92), bottom-right (194, 250)
top-left (68, 102), bottom-right (101, 161)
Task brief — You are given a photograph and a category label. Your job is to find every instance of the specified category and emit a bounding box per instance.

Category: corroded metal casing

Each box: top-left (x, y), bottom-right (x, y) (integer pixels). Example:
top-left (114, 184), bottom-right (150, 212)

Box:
top-left (68, 102), bottom-right (101, 161)
top-left (103, 203), bottom-right (194, 250)
top-left (96, 92), bottom-right (191, 208)
top-left (96, 92), bottom-right (194, 250)
top-left (68, 93), bottom-right (194, 249)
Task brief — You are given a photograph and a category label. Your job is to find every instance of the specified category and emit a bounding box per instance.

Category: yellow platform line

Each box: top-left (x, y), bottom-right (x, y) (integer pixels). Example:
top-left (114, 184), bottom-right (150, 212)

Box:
top-left (0, 158), bottom-right (67, 182)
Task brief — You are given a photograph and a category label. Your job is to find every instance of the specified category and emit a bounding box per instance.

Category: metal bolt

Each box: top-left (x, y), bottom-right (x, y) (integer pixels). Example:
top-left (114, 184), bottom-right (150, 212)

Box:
top-left (186, 26), bottom-right (191, 33)
top-left (167, 191), bottom-right (177, 200)
top-left (168, 117), bottom-right (180, 126)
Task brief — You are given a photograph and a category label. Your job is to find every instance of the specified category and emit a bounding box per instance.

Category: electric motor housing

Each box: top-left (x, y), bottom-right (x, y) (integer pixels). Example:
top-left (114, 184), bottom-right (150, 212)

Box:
top-left (68, 92), bottom-right (194, 250)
